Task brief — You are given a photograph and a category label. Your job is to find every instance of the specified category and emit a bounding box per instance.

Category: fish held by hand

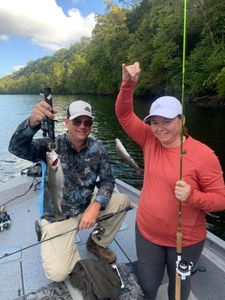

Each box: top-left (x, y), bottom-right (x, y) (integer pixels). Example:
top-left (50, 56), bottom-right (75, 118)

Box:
top-left (46, 149), bottom-right (65, 221)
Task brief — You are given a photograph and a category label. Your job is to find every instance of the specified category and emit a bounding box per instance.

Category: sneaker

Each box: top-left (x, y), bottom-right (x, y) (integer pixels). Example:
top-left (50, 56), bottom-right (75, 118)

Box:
top-left (86, 236), bottom-right (117, 264)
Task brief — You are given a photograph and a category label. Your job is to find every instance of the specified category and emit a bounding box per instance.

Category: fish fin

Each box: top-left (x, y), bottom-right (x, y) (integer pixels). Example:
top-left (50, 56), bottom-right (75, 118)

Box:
top-left (55, 212), bottom-right (64, 222)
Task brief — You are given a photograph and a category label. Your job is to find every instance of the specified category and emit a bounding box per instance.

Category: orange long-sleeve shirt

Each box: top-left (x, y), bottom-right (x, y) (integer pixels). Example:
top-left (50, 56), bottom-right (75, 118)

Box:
top-left (115, 81), bottom-right (225, 247)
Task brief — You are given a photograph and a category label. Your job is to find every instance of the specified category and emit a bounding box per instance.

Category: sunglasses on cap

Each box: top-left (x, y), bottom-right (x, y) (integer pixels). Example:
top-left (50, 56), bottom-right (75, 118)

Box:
top-left (71, 118), bottom-right (93, 127)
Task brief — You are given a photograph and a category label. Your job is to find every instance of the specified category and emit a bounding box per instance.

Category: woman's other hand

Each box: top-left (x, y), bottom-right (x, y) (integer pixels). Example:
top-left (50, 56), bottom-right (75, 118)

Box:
top-left (175, 180), bottom-right (191, 202)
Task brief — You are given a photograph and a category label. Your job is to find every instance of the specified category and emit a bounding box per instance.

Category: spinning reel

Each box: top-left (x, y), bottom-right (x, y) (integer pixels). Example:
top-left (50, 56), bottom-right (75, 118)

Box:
top-left (0, 206), bottom-right (11, 232)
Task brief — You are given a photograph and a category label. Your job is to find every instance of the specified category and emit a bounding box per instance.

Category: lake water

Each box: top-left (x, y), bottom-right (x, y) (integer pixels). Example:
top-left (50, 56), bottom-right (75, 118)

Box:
top-left (0, 94), bottom-right (225, 240)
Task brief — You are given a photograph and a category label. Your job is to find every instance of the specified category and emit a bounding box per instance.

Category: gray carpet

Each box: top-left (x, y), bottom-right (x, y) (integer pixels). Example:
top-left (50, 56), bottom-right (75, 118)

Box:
top-left (15, 262), bottom-right (146, 300)
top-left (16, 281), bottom-right (72, 300)
top-left (118, 262), bottom-right (146, 300)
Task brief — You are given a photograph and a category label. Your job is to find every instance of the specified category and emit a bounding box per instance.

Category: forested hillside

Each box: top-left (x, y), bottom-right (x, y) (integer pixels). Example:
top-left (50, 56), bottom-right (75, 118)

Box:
top-left (0, 0), bottom-right (225, 101)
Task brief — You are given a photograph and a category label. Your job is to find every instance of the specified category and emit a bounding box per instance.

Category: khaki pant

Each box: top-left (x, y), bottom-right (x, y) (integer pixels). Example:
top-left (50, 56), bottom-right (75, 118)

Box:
top-left (40, 191), bottom-right (130, 282)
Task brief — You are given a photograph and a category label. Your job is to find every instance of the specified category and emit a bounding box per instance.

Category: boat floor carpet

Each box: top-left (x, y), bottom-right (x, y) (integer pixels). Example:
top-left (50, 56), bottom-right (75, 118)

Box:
top-left (15, 262), bottom-right (146, 300)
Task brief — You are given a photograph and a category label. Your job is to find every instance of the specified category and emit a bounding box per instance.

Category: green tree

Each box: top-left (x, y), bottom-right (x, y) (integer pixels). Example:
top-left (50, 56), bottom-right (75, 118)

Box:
top-left (87, 5), bottom-right (130, 94)
top-left (0, 0), bottom-right (224, 103)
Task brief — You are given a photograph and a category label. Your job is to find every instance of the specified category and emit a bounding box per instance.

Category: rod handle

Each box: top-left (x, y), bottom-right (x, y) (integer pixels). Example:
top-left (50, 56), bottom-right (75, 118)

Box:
top-left (43, 87), bottom-right (52, 107)
top-left (175, 272), bottom-right (181, 300)
top-left (176, 231), bottom-right (182, 254)
top-left (43, 87), bottom-right (55, 142)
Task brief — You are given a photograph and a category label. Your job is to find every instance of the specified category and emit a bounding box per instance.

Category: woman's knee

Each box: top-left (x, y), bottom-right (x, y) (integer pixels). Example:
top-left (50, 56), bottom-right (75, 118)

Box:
top-left (137, 262), bottom-right (162, 300)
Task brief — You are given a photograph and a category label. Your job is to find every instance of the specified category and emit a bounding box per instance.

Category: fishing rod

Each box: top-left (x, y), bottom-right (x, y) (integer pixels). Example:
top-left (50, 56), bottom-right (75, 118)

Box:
top-left (2, 88), bottom-right (54, 209)
top-left (1, 88), bottom-right (55, 233)
top-left (40, 87), bottom-right (57, 149)
top-left (44, 87), bottom-right (55, 142)
top-left (175, 0), bottom-right (193, 299)
top-left (0, 205), bottom-right (133, 261)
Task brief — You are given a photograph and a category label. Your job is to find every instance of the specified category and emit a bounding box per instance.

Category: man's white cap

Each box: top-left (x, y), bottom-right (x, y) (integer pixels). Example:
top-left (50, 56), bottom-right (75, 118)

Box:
top-left (68, 100), bottom-right (93, 120)
top-left (143, 96), bottom-right (182, 123)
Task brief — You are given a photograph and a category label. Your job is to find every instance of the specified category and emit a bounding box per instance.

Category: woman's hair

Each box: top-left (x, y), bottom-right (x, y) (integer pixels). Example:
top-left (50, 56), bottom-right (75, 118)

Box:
top-left (66, 107), bottom-right (70, 119)
top-left (177, 114), bottom-right (188, 135)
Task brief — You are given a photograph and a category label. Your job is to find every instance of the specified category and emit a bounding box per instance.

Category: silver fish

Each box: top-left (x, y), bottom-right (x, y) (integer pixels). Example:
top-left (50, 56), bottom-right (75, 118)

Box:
top-left (46, 149), bottom-right (64, 221)
top-left (115, 138), bottom-right (143, 173)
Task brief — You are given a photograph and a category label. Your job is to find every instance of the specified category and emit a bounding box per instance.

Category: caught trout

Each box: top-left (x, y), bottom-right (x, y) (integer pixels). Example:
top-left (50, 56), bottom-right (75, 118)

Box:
top-left (115, 138), bottom-right (143, 174)
top-left (46, 149), bottom-right (64, 221)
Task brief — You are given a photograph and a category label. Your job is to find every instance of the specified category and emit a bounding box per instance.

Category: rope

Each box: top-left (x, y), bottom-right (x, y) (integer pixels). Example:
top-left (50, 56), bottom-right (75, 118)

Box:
top-left (176, 0), bottom-right (188, 299)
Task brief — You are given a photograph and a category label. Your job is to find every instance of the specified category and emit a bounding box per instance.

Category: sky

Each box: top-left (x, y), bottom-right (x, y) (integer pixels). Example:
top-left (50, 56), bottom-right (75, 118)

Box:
top-left (0, 0), bottom-right (119, 78)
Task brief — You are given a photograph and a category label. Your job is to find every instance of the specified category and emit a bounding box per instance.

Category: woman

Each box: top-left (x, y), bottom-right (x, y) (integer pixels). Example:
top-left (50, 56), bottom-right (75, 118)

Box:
top-left (115, 62), bottom-right (225, 299)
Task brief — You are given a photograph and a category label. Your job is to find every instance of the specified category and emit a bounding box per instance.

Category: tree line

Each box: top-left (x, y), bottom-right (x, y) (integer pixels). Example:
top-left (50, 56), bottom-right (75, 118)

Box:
top-left (0, 0), bottom-right (225, 102)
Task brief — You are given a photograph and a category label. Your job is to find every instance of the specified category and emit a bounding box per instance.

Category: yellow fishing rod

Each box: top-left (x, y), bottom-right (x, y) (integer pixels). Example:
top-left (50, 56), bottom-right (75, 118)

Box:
top-left (175, 0), bottom-right (193, 299)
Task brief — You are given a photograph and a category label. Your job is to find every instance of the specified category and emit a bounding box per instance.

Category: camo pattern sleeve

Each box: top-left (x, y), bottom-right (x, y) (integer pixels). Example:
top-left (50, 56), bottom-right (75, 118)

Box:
top-left (8, 118), bottom-right (49, 163)
top-left (94, 140), bottom-right (115, 208)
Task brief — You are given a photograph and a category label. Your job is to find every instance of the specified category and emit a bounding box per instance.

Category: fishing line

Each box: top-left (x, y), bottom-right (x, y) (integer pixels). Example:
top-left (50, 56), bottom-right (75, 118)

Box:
top-left (1, 177), bottom-right (35, 207)
top-left (1, 162), bottom-right (43, 208)
top-left (176, 0), bottom-right (188, 299)
top-left (0, 205), bottom-right (133, 261)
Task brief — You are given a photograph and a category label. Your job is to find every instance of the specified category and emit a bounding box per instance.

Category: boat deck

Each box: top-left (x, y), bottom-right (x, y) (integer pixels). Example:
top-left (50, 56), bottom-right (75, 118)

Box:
top-left (0, 176), bottom-right (225, 300)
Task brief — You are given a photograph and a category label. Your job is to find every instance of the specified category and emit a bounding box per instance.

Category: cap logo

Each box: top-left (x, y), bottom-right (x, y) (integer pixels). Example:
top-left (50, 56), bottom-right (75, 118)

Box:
top-left (84, 106), bottom-right (91, 112)
top-left (155, 104), bottom-right (161, 110)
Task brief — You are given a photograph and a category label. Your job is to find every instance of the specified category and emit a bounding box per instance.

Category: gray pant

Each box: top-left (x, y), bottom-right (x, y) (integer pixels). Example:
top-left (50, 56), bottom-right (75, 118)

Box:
top-left (135, 224), bottom-right (205, 300)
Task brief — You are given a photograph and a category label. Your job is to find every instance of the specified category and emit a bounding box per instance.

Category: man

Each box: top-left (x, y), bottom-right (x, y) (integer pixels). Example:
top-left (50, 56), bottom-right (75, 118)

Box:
top-left (8, 99), bottom-right (130, 282)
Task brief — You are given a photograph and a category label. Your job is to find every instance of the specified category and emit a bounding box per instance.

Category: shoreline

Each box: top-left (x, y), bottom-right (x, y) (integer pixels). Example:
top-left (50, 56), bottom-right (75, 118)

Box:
top-left (189, 95), bottom-right (225, 108)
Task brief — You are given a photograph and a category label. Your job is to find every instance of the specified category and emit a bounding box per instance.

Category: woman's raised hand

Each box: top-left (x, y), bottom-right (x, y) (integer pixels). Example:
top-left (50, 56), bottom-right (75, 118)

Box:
top-left (122, 62), bottom-right (141, 82)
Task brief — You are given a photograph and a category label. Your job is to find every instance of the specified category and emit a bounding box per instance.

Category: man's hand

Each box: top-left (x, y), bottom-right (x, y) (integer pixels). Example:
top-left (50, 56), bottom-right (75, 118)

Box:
top-left (79, 201), bottom-right (101, 230)
top-left (122, 62), bottom-right (141, 82)
top-left (29, 100), bottom-right (56, 128)
top-left (175, 180), bottom-right (191, 202)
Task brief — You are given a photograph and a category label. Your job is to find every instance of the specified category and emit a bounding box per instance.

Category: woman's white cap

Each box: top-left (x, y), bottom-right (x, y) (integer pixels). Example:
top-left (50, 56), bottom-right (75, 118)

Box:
top-left (143, 96), bottom-right (182, 123)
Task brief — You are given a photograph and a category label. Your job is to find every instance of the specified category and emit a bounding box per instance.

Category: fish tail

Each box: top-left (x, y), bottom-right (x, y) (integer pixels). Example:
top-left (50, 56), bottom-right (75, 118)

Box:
top-left (54, 205), bottom-right (64, 221)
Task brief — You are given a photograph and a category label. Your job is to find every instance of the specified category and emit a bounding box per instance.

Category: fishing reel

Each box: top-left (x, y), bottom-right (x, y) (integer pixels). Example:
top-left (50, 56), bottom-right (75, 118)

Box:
top-left (176, 258), bottom-right (194, 280)
top-left (92, 225), bottom-right (105, 241)
top-left (21, 163), bottom-right (42, 178)
top-left (0, 208), bottom-right (11, 232)
top-left (40, 87), bottom-right (58, 145)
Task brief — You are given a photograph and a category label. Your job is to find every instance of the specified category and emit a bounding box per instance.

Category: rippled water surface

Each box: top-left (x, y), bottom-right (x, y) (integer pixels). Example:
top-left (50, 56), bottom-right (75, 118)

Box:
top-left (1, 94), bottom-right (225, 240)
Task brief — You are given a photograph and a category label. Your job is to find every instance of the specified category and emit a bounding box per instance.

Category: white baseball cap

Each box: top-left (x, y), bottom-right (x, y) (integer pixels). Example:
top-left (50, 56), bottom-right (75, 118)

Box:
top-left (143, 96), bottom-right (182, 123)
top-left (68, 100), bottom-right (93, 120)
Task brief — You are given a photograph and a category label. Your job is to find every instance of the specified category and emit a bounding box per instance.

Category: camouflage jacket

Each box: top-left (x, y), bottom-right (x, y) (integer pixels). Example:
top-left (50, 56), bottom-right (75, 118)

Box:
top-left (8, 119), bottom-right (115, 222)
